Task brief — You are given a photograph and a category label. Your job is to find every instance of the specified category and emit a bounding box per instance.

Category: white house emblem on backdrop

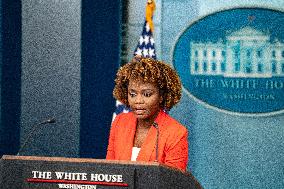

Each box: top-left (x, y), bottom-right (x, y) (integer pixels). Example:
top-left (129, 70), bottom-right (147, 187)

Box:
top-left (190, 27), bottom-right (284, 78)
top-left (173, 8), bottom-right (284, 115)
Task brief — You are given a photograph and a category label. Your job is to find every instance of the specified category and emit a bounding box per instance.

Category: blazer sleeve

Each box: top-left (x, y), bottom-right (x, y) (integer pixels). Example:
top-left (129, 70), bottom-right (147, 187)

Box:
top-left (106, 115), bottom-right (120, 160)
top-left (164, 128), bottom-right (189, 171)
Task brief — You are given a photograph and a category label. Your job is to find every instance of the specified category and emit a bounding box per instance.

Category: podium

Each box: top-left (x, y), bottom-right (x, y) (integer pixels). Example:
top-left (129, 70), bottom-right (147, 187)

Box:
top-left (0, 155), bottom-right (202, 189)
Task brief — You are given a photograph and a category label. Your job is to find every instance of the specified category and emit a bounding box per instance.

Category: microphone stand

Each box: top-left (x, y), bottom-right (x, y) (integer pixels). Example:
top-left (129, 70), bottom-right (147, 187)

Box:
top-left (17, 118), bottom-right (56, 156)
top-left (153, 122), bottom-right (159, 162)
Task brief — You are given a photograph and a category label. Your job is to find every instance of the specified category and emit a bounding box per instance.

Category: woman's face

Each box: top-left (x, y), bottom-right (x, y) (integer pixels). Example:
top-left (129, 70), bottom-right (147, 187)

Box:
top-left (128, 78), bottom-right (162, 121)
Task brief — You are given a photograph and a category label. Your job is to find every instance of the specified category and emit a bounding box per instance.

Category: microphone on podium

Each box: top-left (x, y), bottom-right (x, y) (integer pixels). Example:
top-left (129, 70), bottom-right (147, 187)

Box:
top-left (17, 118), bottom-right (56, 156)
top-left (152, 122), bottom-right (159, 162)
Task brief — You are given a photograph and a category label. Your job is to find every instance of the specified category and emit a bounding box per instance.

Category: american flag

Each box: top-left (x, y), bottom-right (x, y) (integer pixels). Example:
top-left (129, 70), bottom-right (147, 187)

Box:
top-left (112, 1), bottom-right (156, 120)
top-left (112, 100), bottom-right (131, 122)
top-left (133, 21), bottom-right (156, 59)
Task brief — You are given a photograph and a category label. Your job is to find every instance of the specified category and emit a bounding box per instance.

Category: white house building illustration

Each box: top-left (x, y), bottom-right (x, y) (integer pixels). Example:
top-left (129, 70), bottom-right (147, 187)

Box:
top-left (190, 27), bottom-right (284, 77)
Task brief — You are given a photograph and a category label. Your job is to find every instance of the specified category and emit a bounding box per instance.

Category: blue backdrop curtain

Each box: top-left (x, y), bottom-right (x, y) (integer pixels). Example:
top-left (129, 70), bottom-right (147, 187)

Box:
top-left (80, 0), bottom-right (121, 158)
top-left (0, 0), bottom-right (21, 156)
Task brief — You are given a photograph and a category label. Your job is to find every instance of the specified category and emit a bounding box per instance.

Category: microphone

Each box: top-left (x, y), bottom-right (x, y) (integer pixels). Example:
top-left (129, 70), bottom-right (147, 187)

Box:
top-left (40, 118), bottom-right (56, 124)
top-left (17, 118), bottom-right (56, 156)
top-left (152, 122), bottom-right (159, 162)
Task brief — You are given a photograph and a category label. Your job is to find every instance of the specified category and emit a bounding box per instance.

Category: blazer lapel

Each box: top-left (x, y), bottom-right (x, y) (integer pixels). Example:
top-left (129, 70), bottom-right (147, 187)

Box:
top-left (137, 110), bottom-right (165, 161)
top-left (136, 126), bottom-right (157, 161)
top-left (119, 113), bottom-right (137, 160)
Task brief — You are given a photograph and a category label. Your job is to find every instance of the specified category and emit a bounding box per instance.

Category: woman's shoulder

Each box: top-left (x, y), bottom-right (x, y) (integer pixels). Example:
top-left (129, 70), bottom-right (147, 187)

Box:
top-left (112, 112), bottom-right (136, 127)
top-left (160, 111), bottom-right (188, 133)
top-left (114, 112), bottom-right (135, 120)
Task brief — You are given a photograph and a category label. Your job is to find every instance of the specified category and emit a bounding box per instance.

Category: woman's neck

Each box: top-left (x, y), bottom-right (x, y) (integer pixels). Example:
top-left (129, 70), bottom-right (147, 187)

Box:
top-left (137, 119), bottom-right (153, 129)
top-left (136, 111), bottom-right (159, 129)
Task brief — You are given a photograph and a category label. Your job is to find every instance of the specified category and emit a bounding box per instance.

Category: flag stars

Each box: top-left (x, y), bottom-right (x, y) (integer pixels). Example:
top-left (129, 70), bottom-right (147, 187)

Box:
top-left (150, 37), bottom-right (155, 45)
top-left (139, 36), bottom-right (144, 45)
top-left (143, 48), bottom-right (149, 57)
top-left (149, 48), bottom-right (155, 57)
top-left (135, 48), bottom-right (143, 56)
top-left (133, 21), bottom-right (156, 59)
top-left (144, 35), bottom-right (150, 45)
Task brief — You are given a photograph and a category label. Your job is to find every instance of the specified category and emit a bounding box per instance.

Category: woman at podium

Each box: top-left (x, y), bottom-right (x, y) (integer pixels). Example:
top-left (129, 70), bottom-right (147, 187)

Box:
top-left (106, 57), bottom-right (188, 171)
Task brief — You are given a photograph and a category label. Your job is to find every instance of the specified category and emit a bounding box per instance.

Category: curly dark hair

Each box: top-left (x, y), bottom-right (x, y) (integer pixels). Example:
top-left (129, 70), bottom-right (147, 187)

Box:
top-left (113, 57), bottom-right (182, 110)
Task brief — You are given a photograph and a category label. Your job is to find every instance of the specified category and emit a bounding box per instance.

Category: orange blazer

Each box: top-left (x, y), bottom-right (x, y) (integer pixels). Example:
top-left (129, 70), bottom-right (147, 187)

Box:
top-left (106, 110), bottom-right (188, 171)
